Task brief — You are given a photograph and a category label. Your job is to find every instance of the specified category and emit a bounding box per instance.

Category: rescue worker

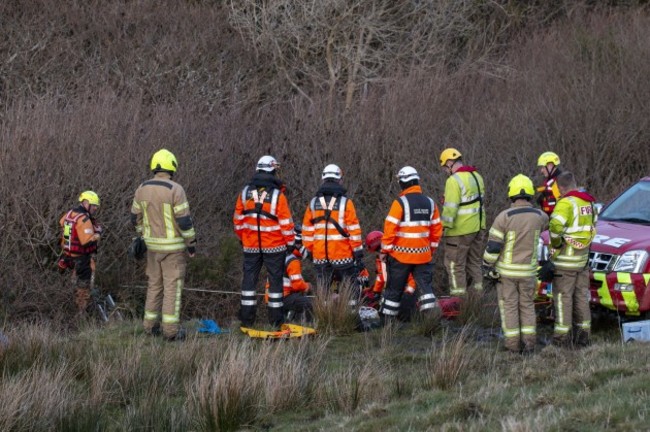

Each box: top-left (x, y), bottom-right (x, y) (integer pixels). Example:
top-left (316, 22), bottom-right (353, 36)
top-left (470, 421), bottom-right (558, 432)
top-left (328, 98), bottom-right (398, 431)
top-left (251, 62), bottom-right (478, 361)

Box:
top-left (302, 164), bottom-right (364, 303)
top-left (364, 230), bottom-right (417, 321)
top-left (379, 166), bottom-right (442, 320)
top-left (234, 155), bottom-right (295, 328)
top-left (265, 225), bottom-right (313, 322)
top-left (547, 171), bottom-right (596, 347)
top-left (59, 190), bottom-right (102, 314)
top-left (439, 148), bottom-right (487, 296)
top-left (482, 175), bottom-right (549, 353)
top-left (536, 151), bottom-right (563, 216)
top-left (131, 149), bottom-right (196, 341)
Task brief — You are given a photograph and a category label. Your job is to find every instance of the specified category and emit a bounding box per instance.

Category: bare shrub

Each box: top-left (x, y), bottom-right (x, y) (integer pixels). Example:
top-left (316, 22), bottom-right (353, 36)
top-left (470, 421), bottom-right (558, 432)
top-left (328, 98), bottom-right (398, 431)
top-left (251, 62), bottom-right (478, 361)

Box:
top-left (0, 4), bottom-right (649, 324)
top-left (229, 0), bottom-right (575, 108)
top-left (425, 327), bottom-right (476, 390)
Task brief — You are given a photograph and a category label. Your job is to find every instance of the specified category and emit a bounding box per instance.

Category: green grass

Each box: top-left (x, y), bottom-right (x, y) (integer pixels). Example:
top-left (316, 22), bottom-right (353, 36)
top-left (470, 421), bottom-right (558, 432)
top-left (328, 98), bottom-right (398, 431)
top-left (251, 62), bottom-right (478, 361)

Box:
top-left (0, 317), bottom-right (647, 431)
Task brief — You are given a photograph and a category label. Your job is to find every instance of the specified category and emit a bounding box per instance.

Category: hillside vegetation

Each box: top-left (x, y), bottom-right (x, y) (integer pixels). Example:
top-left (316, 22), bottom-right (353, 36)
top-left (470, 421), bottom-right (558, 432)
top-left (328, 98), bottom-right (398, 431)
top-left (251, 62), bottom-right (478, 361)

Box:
top-left (0, 0), bottom-right (649, 321)
top-left (1, 319), bottom-right (649, 431)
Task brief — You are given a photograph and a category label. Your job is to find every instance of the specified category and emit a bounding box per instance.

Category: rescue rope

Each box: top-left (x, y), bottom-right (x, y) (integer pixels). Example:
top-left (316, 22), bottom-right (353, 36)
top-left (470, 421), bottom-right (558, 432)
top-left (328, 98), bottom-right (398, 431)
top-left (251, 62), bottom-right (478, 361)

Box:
top-left (119, 284), bottom-right (316, 298)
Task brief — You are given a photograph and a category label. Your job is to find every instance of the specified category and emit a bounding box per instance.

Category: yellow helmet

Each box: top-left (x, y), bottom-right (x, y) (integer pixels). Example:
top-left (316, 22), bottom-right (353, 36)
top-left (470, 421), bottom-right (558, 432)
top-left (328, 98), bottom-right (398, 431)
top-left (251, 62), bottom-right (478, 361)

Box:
top-left (439, 148), bottom-right (462, 166)
top-left (508, 174), bottom-right (535, 199)
top-left (537, 151), bottom-right (560, 167)
top-left (79, 190), bottom-right (100, 206)
top-left (150, 149), bottom-right (178, 173)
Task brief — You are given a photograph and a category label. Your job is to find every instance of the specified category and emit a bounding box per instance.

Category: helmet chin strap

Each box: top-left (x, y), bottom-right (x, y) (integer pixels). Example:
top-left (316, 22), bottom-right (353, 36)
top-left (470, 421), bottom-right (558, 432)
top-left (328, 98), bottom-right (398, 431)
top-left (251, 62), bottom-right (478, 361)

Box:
top-left (546, 165), bottom-right (556, 178)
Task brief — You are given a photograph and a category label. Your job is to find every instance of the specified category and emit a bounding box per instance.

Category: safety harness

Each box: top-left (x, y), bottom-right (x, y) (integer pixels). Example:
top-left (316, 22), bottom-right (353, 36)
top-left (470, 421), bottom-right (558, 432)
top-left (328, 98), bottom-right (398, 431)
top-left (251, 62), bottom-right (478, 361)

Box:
top-left (241, 186), bottom-right (279, 254)
top-left (310, 193), bottom-right (349, 262)
top-left (62, 210), bottom-right (97, 255)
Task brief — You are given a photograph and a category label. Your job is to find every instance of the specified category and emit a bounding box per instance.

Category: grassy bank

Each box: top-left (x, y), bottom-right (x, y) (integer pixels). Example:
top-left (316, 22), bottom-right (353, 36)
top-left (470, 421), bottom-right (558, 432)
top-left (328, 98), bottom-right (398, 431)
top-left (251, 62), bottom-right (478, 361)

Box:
top-left (0, 313), bottom-right (647, 431)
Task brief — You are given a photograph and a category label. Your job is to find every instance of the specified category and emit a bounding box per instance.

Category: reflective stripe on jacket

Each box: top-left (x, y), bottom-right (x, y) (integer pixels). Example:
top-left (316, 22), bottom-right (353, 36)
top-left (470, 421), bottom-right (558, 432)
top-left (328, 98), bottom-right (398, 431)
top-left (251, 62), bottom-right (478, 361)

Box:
top-left (536, 176), bottom-right (561, 216)
top-left (483, 202), bottom-right (549, 278)
top-left (234, 184), bottom-right (294, 253)
top-left (442, 169), bottom-right (486, 236)
top-left (131, 172), bottom-right (196, 253)
top-left (302, 192), bottom-right (362, 265)
top-left (381, 185), bottom-right (442, 264)
top-left (59, 208), bottom-right (98, 256)
top-left (550, 193), bottom-right (596, 270)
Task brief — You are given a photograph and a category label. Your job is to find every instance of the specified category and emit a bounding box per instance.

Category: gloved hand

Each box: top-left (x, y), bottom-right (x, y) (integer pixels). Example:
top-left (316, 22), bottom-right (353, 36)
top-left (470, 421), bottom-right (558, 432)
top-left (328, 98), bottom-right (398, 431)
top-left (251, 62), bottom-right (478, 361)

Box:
top-left (481, 262), bottom-right (500, 281)
top-left (93, 224), bottom-right (104, 235)
top-left (379, 253), bottom-right (388, 263)
top-left (362, 288), bottom-right (381, 306)
top-left (537, 260), bottom-right (556, 283)
top-left (128, 237), bottom-right (147, 260)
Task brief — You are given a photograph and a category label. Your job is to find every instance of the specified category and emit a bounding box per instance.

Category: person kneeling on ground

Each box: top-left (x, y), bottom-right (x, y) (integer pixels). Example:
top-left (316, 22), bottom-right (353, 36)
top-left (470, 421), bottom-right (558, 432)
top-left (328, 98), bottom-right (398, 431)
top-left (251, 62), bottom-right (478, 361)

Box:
top-left (266, 225), bottom-right (313, 322)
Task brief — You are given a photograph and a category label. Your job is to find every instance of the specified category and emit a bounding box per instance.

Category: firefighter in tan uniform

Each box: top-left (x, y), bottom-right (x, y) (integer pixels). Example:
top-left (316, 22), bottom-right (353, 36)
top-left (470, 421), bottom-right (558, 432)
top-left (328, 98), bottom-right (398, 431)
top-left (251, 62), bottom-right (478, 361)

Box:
top-left (131, 149), bottom-right (196, 340)
top-left (439, 148), bottom-right (487, 296)
top-left (482, 175), bottom-right (549, 353)
top-left (302, 164), bottom-right (364, 302)
top-left (58, 191), bottom-right (103, 313)
top-left (547, 171), bottom-right (596, 347)
top-left (379, 166), bottom-right (442, 320)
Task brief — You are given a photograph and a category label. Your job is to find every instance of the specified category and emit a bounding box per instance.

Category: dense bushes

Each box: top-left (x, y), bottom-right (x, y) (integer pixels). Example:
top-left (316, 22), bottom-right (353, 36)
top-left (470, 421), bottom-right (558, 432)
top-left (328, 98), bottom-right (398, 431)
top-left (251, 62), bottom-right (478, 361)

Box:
top-left (1, 1), bottom-right (648, 322)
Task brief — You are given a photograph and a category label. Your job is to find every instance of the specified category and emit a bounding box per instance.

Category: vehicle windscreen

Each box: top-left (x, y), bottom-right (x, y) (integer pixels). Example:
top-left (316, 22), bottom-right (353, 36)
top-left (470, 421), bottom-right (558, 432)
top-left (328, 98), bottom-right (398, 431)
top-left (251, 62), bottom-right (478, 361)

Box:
top-left (599, 181), bottom-right (650, 224)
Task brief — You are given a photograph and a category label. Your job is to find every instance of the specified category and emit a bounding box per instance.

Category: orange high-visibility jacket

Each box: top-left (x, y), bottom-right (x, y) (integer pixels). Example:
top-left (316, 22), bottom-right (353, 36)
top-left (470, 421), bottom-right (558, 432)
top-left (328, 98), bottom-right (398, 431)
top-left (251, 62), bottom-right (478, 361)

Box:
top-left (381, 185), bottom-right (442, 264)
top-left (234, 177), bottom-right (295, 253)
top-left (371, 256), bottom-right (415, 295)
top-left (302, 184), bottom-right (362, 266)
top-left (265, 251), bottom-right (310, 301)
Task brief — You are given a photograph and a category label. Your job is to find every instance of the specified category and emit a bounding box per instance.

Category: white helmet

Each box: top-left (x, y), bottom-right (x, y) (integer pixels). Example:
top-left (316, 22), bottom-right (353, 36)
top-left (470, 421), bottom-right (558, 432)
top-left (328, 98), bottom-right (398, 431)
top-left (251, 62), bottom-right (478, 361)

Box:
top-left (396, 166), bottom-right (419, 182)
top-left (322, 164), bottom-right (343, 180)
top-left (256, 155), bottom-right (279, 172)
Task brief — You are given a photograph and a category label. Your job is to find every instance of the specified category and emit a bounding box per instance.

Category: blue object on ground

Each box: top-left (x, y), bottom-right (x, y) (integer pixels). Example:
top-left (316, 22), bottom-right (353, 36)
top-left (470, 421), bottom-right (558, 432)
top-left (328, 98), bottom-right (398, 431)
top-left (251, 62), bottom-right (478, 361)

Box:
top-left (198, 319), bottom-right (229, 335)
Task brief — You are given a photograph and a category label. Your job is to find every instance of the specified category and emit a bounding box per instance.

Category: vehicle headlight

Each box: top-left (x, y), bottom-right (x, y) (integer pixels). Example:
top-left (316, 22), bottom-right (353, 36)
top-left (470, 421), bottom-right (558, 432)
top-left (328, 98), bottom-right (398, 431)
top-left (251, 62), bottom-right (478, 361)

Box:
top-left (612, 250), bottom-right (649, 273)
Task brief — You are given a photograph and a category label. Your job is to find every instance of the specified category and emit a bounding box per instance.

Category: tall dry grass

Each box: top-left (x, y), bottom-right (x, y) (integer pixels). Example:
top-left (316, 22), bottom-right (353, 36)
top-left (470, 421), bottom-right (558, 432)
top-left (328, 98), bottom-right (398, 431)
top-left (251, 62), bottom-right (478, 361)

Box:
top-left (0, 2), bottom-right (649, 322)
top-left (425, 327), bottom-right (477, 390)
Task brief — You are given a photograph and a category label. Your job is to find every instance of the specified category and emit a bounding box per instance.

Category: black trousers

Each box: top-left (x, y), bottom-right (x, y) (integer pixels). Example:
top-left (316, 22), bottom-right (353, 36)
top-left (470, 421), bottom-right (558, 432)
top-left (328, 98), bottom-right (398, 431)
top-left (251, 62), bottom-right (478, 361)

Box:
top-left (315, 263), bottom-right (361, 305)
top-left (380, 256), bottom-right (436, 317)
top-left (240, 251), bottom-right (285, 327)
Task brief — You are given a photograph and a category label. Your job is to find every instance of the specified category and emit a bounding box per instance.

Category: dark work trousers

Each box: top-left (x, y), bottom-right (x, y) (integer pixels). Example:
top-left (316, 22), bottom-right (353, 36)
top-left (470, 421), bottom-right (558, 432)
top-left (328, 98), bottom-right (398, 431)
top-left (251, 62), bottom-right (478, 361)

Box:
top-left (315, 263), bottom-right (361, 305)
top-left (380, 256), bottom-right (436, 318)
top-left (72, 254), bottom-right (93, 285)
top-left (240, 251), bottom-right (285, 327)
top-left (283, 293), bottom-right (313, 322)
top-left (398, 292), bottom-right (417, 322)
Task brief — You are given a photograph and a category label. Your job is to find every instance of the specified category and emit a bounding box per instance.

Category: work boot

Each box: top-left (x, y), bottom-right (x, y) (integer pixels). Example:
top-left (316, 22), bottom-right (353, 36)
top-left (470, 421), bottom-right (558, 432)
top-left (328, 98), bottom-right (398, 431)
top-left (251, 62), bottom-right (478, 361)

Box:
top-left (521, 343), bottom-right (536, 355)
top-left (74, 287), bottom-right (91, 314)
top-left (522, 336), bottom-right (536, 354)
top-left (573, 330), bottom-right (591, 348)
top-left (165, 327), bottom-right (186, 342)
top-left (145, 323), bottom-right (162, 337)
top-left (552, 335), bottom-right (572, 349)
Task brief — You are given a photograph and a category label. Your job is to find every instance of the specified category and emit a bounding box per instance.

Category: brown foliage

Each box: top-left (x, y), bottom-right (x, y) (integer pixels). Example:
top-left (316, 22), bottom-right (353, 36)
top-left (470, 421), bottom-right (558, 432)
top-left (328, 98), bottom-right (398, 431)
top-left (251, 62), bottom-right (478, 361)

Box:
top-left (0, 2), bottom-right (649, 322)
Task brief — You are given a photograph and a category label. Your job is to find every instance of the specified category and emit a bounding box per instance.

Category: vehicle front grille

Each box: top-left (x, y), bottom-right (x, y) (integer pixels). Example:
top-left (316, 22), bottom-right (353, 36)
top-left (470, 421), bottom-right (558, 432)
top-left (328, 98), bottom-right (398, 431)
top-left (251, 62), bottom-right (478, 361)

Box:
top-left (589, 251), bottom-right (616, 272)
